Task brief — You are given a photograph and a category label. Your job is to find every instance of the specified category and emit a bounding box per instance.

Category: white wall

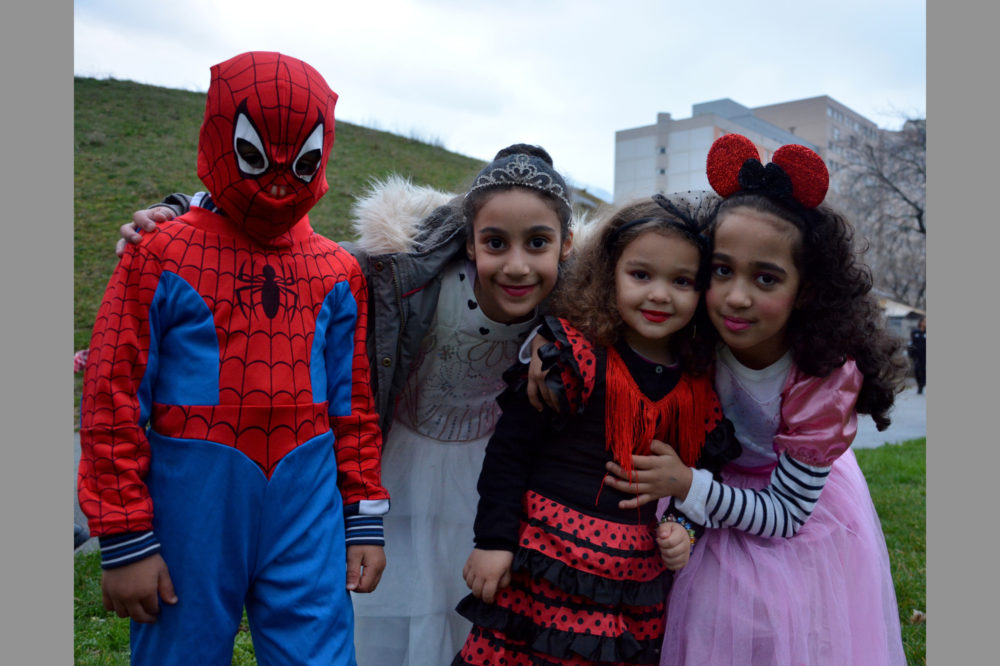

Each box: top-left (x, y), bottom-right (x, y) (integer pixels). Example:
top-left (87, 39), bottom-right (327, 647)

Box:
top-left (663, 127), bottom-right (713, 193)
top-left (614, 133), bottom-right (657, 201)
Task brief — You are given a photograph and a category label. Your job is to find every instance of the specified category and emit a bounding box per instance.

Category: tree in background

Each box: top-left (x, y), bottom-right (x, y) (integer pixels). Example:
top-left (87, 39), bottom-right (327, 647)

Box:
top-left (831, 118), bottom-right (926, 310)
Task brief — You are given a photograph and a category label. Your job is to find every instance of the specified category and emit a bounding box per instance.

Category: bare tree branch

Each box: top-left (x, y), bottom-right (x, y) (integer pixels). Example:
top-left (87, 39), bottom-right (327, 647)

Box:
top-left (830, 117), bottom-right (926, 309)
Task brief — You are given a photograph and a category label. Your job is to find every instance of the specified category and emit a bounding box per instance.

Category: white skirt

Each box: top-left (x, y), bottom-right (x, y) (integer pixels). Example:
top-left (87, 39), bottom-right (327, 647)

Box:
top-left (351, 420), bottom-right (488, 666)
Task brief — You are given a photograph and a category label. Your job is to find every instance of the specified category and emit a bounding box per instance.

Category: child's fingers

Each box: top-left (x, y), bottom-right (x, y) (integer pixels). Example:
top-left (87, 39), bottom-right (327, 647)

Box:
top-left (617, 493), bottom-right (655, 510)
top-left (526, 379), bottom-right (544, 412)
top-left (656, 521), bottom-right (678, 540)
top-left (603, 473), bottom-right (653, 495)
top-left (482, 578), bottom-right (497, 604)
top-left (604, 460), bottom-right (636, 483)
top-left (345, 553), bottom-right (362, 592)
top-left (618, 496), bottom-right (640, 511)
top-left (135, 206), bottom-right (172, 229)
top-left (540, 383), bottom-right (559, 411)
top-left (136, 592), bottom-right (161, 622)
top-left (649, 439), bottom-right (674, 455)
top-left (657, 522), bottom-right (692, 569)
top-left (357, 563), bottom-right (382, 593)
top-left (148, 206), bottom-right (176, 224)
top-left (629, 453), bottom-right (664, 470)
top-left (463, 562), bottom-right (474, 589)
top-left (662, 551), bottom-right (689, 571)
top-left (157, 566), bottom-right (178, 605)
top-left (471, 575), bottom-right (485, 601)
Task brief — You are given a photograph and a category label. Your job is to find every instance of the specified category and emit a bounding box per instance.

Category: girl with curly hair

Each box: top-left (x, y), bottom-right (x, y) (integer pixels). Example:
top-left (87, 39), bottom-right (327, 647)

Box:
top-left (453, 194), bottom-right (740, 665)
top-left (600, 134), bottom-right (909, 665)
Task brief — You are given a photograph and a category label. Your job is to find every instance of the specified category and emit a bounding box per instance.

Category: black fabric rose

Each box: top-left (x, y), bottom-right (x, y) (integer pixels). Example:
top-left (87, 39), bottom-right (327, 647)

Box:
top-left (737, 159), bottom-right (794, 200)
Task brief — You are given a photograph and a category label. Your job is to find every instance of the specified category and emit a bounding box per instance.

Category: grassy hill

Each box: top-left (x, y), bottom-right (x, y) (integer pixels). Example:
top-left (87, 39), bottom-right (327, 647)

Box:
top-left (74, 76), bottom-right (486, 418)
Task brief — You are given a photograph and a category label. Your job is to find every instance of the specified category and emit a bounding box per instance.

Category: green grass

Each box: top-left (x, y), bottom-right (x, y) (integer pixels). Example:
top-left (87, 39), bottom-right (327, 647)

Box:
top-left (73, 549), bottom-right (256, 665)
top-left (74, 438), bottom-right (926, 663)
top-left (855, 438), bottom-right (927, 665)
top-left (74, 76), bottom-right (485, 423)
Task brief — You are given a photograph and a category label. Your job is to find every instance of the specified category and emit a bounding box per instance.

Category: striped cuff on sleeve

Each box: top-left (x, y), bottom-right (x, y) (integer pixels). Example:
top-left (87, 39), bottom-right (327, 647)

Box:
top-left (98, 531), bottom-right (161, 570)
top-left (344, 514), bottom-right (385, 546)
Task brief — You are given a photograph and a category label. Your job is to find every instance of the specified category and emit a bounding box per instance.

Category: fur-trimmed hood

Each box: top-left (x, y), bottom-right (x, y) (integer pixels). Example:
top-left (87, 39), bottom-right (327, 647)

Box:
top-left (350, 175), bottom-right (462, 255)
top-left (349, 173), bottom-right (599, 257)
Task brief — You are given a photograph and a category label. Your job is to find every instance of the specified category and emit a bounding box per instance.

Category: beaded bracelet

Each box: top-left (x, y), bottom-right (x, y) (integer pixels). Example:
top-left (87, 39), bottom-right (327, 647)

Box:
top-left (660, 512), bottom-right (697, 550)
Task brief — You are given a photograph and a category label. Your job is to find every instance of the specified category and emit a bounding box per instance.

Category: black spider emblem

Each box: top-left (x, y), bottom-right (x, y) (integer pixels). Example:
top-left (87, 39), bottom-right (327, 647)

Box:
top-left (235, 261), bottom-right (298, 319)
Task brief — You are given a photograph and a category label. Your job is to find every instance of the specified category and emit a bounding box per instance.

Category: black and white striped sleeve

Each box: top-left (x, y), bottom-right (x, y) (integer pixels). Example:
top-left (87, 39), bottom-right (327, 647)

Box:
top-left (674, 453), bottom-right (830, 538)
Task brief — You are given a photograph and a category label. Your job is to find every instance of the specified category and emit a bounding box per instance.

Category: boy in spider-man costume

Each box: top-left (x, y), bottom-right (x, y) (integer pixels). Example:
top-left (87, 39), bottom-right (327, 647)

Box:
top-left (78, 51), bottom-right (388, 665)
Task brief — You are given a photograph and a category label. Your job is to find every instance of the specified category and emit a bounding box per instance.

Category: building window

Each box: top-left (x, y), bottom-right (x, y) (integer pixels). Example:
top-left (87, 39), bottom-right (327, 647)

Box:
top-left (658, 168), bottom-right (666, 175)
top-left (658, 146), bottom-right (666, 154)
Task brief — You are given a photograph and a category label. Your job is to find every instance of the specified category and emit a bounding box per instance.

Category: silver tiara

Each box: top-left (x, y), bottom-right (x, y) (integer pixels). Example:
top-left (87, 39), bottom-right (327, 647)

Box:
top-left (467, 153), bottom-right (572, 209)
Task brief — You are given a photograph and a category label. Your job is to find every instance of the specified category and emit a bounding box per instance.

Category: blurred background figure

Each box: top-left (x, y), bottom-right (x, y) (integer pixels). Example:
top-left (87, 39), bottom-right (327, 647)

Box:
top-left (908, 318), bottom-right (926, 394)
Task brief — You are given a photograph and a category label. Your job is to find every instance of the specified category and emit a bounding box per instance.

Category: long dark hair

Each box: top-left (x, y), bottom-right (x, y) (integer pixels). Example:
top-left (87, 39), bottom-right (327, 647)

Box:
top-left (711, 193), bottom-right (908, 430)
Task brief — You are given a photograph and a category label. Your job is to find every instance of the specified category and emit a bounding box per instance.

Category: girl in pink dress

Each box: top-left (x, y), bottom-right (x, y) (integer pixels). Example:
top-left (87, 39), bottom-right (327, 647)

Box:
top-left (601, 134), bottom-right (909, 665)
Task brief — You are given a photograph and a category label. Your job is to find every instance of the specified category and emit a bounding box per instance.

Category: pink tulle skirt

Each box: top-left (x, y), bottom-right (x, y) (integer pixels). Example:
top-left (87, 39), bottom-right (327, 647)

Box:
top-left (659, 449), bottom-right (906, 665)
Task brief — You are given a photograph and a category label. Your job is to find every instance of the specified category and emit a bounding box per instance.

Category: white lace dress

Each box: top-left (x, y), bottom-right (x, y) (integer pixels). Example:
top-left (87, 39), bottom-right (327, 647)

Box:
top-left (351, 260), bottom-right (538, 666)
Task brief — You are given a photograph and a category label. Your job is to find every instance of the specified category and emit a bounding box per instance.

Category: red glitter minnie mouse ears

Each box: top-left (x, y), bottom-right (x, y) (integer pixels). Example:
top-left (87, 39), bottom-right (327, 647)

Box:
top-left (706, 133), bottom-right (829, 209)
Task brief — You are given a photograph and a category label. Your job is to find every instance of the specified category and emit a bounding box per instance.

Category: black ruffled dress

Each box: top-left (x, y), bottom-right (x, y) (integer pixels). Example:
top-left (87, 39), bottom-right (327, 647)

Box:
top-left (453, 318), bottom-right (738, 665)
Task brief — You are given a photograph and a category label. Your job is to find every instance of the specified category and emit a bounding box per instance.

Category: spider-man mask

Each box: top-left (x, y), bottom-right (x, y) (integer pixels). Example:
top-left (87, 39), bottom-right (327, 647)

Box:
top-left (197, 51), bottom-right (338, 244)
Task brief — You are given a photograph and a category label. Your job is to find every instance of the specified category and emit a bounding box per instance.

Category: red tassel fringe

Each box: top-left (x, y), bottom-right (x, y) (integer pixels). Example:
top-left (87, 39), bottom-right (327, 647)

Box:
top-left (603, 348), bottom-right (715, 482)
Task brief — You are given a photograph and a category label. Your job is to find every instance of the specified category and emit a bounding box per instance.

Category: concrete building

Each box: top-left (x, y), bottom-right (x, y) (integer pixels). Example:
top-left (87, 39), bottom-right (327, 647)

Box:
top-left (752, 95), bottom-right (880, 176)
top-left (614, 96), bottom-right (878, 202)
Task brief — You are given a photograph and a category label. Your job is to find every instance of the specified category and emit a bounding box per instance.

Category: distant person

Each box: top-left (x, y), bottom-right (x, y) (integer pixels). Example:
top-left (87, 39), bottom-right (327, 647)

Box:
top-left (116, 144), bottom-right (580, 665)
top-left (453, 194), bottom-right (739, 665)
top-left (532, 134), bottom-right (909, 664)
top-left (909, 317), bottom-right (927, 393)
top-left (74, 522), bottom-right (89, 549)
top-left (74, 350), bottom-right (91, 551)
top-left (78, 51), bottom-right (388, 665)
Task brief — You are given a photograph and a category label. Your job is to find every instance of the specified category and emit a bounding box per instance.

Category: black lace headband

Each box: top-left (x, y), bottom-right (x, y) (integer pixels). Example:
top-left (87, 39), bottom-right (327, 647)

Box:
top-left (605, 194), bottom-right (709, 253)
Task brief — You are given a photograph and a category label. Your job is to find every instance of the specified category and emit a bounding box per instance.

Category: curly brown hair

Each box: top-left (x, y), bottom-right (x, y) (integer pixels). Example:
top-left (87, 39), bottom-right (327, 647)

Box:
top-left (552, 195), bottom-right (716, 376)
top-left (711, 193), bottom-right (908, 430)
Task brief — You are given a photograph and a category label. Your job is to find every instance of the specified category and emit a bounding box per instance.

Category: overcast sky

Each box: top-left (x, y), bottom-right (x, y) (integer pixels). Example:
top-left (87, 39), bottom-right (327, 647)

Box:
top-left (74, 0), bottom-right (925, 198)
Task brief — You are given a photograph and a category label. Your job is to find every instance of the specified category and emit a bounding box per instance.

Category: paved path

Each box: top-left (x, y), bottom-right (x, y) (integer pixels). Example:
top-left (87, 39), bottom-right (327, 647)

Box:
top-left (853, 383), bottom-right (926, 449)
top-left (73, 384), bottom-right (926, 554)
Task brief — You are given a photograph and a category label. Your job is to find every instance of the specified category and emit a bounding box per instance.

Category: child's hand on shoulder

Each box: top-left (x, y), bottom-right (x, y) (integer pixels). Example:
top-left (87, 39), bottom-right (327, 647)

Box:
top-left (116, 206), bottom-right (173, 257)
top-left (604, 439), bottom-right (694, 510)
top-left (101, 553), bottom-right (177, 623)
top-left (462, 548), bottom-right (513, 604)
top-left (656, 521), bottom-right (691, 571)
top-left (526, 334), bottom-right (559, 412)
top-left (346, 544), bottom-right (386, 593)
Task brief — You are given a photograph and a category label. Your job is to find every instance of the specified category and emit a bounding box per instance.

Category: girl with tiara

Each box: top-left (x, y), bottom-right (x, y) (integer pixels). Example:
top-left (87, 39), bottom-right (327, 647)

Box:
top-left (117, 144), bottom-right (578, 665)
top-left (452, 194), bottom-right (740, 665)
top-left (598, 134), bottom-right (909, 665)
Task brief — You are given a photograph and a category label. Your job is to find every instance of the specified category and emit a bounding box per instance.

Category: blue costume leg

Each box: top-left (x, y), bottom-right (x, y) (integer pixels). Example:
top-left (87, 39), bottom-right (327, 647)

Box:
top-left (245, 433), bottom-right (356, 666)
top-left (131, 432), bottom-right (267, 665)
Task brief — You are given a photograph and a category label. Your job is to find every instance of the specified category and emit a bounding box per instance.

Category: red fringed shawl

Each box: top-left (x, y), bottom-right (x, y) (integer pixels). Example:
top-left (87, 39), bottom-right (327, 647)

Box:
top-left (604, 346), bottom-right (718, 480)
top-left (545, 317), bottom-right (721, 483)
